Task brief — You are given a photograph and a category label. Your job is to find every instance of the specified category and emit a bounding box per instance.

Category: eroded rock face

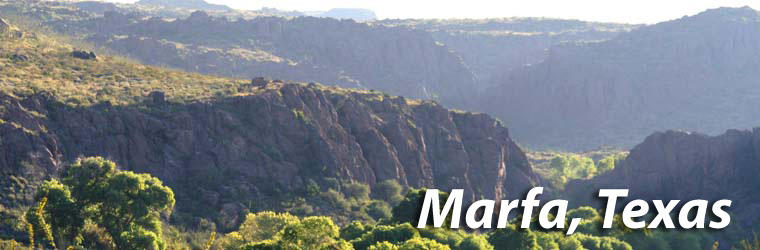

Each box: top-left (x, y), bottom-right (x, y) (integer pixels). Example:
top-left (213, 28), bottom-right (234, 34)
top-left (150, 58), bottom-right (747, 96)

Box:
top-left (0, 84), bottom-right (536, 222)
top-left (565, 129), bottom-right (760, 226)
top-left (63, 11), bottom-right (477, 107)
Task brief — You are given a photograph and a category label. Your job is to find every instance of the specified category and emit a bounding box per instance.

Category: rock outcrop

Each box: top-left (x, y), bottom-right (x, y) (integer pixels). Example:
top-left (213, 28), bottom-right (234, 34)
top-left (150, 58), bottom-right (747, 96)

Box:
top-left (565, 129), bottom-right (760, 226)
top-left (0, 84), bottom-right (537, 224)
top-left (71, 50), bottom-right (97, 60)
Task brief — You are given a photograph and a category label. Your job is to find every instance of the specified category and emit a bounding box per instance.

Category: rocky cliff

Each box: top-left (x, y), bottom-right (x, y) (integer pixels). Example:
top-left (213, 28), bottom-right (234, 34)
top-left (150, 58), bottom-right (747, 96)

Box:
top-left (483, 7), bottom-right (760, 150)
top-left (31, 4), bottom-right (478, 107)
top-left (0, 83), bottom-right (537, 225)
top-left (565, 129), bottom-right (760, 226)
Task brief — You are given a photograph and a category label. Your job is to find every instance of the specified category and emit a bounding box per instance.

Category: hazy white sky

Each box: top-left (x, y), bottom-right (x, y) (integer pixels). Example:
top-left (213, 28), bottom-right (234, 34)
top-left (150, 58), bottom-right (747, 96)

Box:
top-left (106, 0), bottom-right (760, 24)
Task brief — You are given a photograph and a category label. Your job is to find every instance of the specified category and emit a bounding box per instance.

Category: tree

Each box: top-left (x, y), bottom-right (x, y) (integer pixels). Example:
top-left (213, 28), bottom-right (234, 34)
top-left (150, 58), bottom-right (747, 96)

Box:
top-left (487, 225), bottom-right (539, 250)
top-left (550, 155), bottom-right (597, 179)
top-left (216, 232), bottom-right (246, 250)
top-left (351, 223), bottom-right (419, 250)
top-left (279, 216), bottom-right (340, 248)
top-left (399, 238), bottom-right (450, 250)
top-left (238, 212), bottom-right (300, 243)
top-left (459, 235), bottom-right (493, 250)
top-left (367, 201), bottom-right (392, 221)
top-left (372, 180), bottom-right (404, 205)
top-left (28, 157), bottom-right (175, 250)
top-left (343, 182), bottom-right (371, 201)
top-left (566, 206), bottom-right (599, 221)
top-left (341, 221), bottom-right (371, 241)
top-left (597, 153), bottom-right (627, 174)
top-left (566, 207), bottom-right (602, 235)
top-left (239, 239), bottom-right (280, 250)
top-left (99, 170), bottom-right (175, 249)
top-left (369, 241), bottom-right (399, 250)
top-left (392, 188), bottom-right (451, 226)
top-left (26, 179), bottom-right (84, 249)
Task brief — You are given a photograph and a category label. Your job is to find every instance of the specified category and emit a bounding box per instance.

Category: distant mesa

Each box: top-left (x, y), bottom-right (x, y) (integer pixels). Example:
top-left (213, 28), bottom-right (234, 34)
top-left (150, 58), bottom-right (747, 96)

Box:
top-left (136, 0), bottom-right (232, 11)
top-left (310, 8), bottom-right (377, 21)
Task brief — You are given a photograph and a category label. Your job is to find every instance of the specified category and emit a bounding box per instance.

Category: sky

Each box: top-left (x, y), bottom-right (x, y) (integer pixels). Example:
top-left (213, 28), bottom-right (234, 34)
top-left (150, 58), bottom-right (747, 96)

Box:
top-left (105, 0), bottom-right (760, 24)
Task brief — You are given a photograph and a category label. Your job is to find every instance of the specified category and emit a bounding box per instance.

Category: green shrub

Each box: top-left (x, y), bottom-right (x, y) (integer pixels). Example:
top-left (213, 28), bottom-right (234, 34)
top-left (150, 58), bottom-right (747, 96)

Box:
top-left (373, 180), bottom-right (404, 205)
top-left (367, 201), bottom-right (392, 221)
top-left (344, 182), bottom-right (371, 202)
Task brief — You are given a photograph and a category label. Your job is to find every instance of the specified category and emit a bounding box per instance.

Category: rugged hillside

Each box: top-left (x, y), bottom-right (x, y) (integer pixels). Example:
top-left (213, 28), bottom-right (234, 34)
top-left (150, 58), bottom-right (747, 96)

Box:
top-left (483, 7), bottom-right (760, 150)
top-left (90, 12), bottom-right (476, 104)
top-left (0, 19), bottom-right (537, 228)
top-left (565, 129), bottom-right (760, 227)
top-left (380, 18), bottom-right (633, 86)
top-left (3, 0), bottom-right (635, 111)
top-left (0, 0), bottom-right (478, 107)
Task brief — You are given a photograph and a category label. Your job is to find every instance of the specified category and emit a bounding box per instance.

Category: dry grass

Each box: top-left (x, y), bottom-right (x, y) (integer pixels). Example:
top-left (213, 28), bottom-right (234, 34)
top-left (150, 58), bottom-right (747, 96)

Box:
top-left (0, 27), bottom-right (251, 106)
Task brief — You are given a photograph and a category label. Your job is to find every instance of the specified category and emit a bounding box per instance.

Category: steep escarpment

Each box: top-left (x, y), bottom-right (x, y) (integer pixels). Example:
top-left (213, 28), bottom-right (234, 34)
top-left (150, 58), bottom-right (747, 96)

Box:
top-left (565, 129), bottom-right (760, 226)
top-left (38, 6), bottom-right (478, 106)
top-left (0, 84), bottom-right (536, 225)
top-left (483, 7), bottom-right (760, 150)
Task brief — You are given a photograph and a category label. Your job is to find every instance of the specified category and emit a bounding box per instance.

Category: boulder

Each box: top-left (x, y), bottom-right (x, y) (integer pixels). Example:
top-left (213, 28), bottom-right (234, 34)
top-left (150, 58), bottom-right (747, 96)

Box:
top-left (250, 76), bottom-right (270, 87)
top-left (10, 54), bottom-right (28, 62)
top-left (148, 91), bottom-right (166, 105)
top-left (71, 50), bottom-right (97, 60)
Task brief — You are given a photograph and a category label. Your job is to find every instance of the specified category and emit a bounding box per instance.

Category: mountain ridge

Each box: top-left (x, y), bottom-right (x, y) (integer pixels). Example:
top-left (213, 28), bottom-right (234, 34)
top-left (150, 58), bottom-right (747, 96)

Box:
top-left (482, 6), bottom-right (760, 150)
top-left (565, 127), bottom-right (760, 227)
top-left (137, 0), bottom-right (231, 11)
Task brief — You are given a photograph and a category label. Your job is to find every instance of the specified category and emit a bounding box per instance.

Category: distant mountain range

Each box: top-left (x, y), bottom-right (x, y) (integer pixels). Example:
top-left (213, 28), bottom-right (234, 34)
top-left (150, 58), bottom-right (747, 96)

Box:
top-left (481, 7), bottom-right (760, 150)
top-left (3, 1), bottom-right (760, 152)
top-left (137, 0), bottom-right (231, 11)
top-left (308, 8), bottom-right (377, 21)
top-left (136, 0), bottom-right (376, 21)
top-left (379, 18), bottom-right (634, 89)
